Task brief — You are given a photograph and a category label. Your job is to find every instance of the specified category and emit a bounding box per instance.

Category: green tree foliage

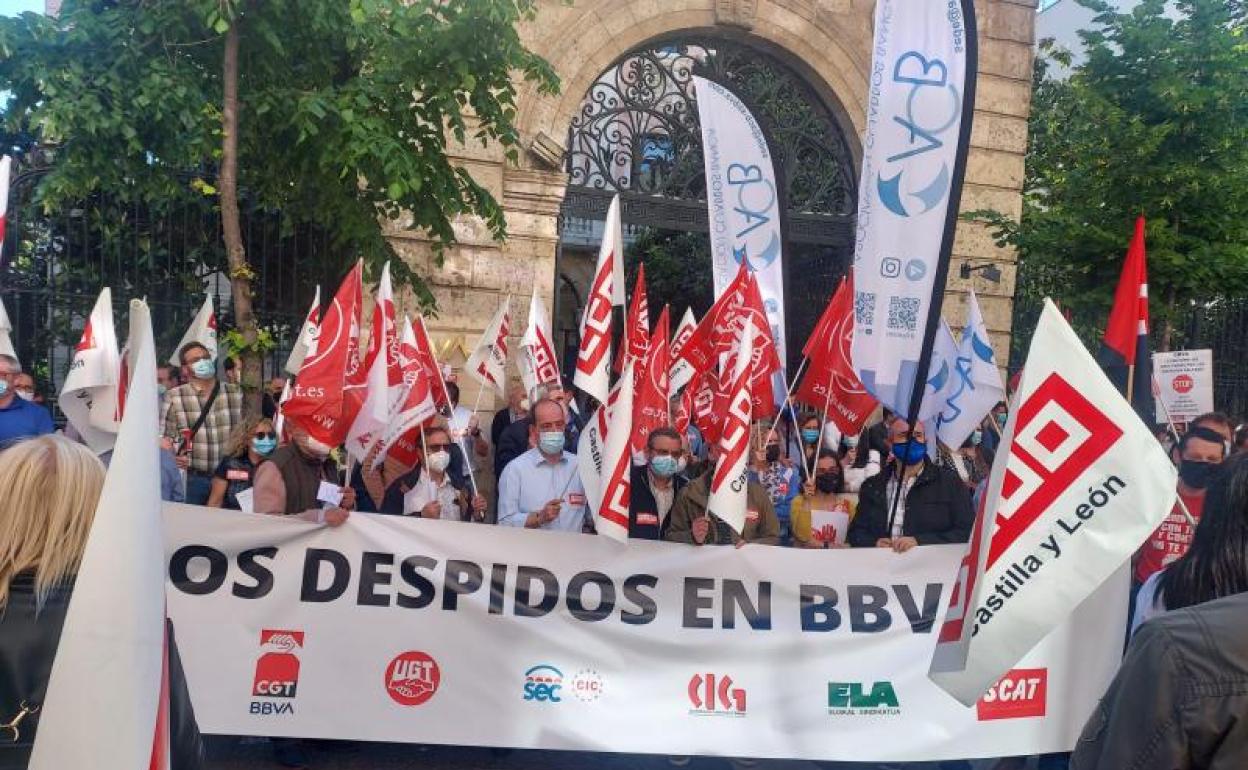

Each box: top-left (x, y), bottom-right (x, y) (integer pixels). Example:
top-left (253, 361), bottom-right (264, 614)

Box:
top-left (971, 0), bottom-right (1248, 358)
top-left (624, 228), bottom-right (716, 326)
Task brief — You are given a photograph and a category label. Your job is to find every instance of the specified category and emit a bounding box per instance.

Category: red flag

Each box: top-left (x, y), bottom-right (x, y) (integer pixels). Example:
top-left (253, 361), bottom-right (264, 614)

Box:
top-left (412, 314), bottom-right (451, 410)
top-left (630, 305), bottom-right (670, 456)
top-left (675, 379), bottom-right (693, 435)
top-left (675, 262), bottom-right (750, 376)
top-left (617, 264), bottom-right (650, 374)
top-left (378, 316), bottom-right (439, 468)
top-left (736, 272), bottom-right (781, 419)
top-left (283, 261), bottom-right (364, 446)
top-left (707, 315), bottom-right (756, 534)
top-left (689, 368), bottom-right (719, 447)
top-left (1097, 216), bottom-right (1153, 416)
top-left (794, 275), bottom-right (878, 435)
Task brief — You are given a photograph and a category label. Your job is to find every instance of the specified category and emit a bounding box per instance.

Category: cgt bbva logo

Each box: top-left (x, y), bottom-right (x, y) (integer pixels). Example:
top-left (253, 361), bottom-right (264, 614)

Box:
top-left (827, 681), bottom-right (901, 716)
top-left (523, 664), bottom-right (563, 703)
top-left (875, 50), bottom-right (962, 218)
top-left (250, 629), bottom-right (303, 716)
top-left (688, 673), bottom-right (746, 716)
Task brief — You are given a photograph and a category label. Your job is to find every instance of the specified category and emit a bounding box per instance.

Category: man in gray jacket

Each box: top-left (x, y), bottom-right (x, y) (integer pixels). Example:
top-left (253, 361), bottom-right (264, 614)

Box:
top-left (1072, 591), bottom-right (1248, 769)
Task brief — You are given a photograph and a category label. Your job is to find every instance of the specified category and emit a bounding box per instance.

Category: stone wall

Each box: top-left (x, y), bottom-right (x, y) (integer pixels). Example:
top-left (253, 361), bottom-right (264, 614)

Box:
top-left (394, 0), bottom-right (1038, 412)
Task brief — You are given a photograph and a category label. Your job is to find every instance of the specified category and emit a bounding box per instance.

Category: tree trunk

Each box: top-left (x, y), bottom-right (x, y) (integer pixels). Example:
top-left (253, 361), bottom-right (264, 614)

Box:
top-left (220, 16), bottom-right (262, 416)
top-left (1159, 285), bottom-right (1176, 353)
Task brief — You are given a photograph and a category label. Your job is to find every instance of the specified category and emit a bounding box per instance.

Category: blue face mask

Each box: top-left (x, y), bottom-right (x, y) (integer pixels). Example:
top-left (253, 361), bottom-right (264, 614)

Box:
top-left (190, 358), bottom-right (215, 380)
top-left (892, 439), bottom-right (927, 465)
top-left (995, 412), bottom-right (1007, 428)
top-left (0, 380), bottom-right (8, 398)
top-left (801, 428), bottom-right (821, 445)
top-left (538, 431), bottom-right (566, 456)
top-left (971, 430), bottom-right (983, 446)
top-left (650, 455), bottom-right (678, 478)
top-left (252, 436), bottom-right (278, 456)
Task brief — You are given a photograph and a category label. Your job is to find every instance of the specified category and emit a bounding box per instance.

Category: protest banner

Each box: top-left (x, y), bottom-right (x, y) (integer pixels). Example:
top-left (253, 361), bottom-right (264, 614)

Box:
top-left (163, 505), bottom-right (1126, 762)
top-left (1152, 349), bottom-right (1213, 425)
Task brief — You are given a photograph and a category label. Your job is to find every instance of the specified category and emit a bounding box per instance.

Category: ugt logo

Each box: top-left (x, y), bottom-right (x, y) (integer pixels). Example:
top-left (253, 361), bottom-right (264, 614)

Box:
top-left (875, 50), bottom-right (962, 218)
top-left (688, 673), bottom-right (746, 716)
top-left (827, 681), bottom-right (901, 715)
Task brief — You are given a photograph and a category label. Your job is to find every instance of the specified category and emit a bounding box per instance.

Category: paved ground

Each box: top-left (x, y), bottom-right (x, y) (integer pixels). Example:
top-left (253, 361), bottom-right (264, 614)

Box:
top-left (204, 738), bottom-right (1020, 770)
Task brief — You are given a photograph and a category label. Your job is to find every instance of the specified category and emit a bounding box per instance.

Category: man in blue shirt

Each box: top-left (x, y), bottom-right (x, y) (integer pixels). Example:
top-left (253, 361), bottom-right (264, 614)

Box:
top-left (498, 398), bottom-right (589, 533)
top-left (0, 354), bottom-right (55, 449)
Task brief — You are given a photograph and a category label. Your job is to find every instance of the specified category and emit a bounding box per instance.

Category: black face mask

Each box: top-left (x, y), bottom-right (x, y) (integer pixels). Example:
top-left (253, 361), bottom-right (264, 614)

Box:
top-left (814, 473), bottom-right (840, 494)
top-left (765, 446), bottom-right (781, 463)
top-left (1179, 459), bottom-right (1217, 490)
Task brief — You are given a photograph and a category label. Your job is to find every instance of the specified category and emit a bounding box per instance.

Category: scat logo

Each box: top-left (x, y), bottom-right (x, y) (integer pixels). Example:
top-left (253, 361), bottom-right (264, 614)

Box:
top-left (523, 665), bottom-right (563, 703)
top-left (977, 669), bottom-right (1047, 721)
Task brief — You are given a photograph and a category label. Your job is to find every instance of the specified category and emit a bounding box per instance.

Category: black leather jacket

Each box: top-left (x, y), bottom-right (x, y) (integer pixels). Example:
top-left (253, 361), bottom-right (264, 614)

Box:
top-left (0, 573), bottom-right (204, 770)
top-left (848, 459), bottom-right (975, 547)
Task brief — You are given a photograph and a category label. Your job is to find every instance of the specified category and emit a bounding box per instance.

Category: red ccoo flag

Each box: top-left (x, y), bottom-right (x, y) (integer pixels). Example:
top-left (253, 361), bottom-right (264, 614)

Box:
top-left (631, 305), bottom-right (671, 456)
top-left (795, 275), bottom-right (878, 435)
top-left (617, 263), bottom-right (650, 374)
top-left (283, 261), bottom-right (364, 447)
top-left (1097, 216), bottom-right (1153, 419)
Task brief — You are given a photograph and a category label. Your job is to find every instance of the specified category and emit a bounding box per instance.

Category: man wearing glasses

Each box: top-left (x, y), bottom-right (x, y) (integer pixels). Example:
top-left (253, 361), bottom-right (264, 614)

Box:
top-left (0, 354), bottom-right (54, 449)
top-left (163, 342), bottom-right (243, 504)
top-left (403, 425), bottom-right (487, 521)
top-left (629, 427), bottom-right (687, 540)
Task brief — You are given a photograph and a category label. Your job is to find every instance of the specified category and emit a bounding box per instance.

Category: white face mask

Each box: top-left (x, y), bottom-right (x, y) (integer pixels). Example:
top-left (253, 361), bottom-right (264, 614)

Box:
top-left (425, 450), bottom-right (451, 473)
top-left (16, 389), bottom-right (34, 401)
top-left (299, 435), bottom-right (335, 459)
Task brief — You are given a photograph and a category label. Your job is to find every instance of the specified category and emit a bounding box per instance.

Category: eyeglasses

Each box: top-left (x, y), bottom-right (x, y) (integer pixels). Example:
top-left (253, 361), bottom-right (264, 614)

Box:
top-left (253, 431), bottom-right (276, 439)
top-left (425, 443), bottom-right (450, 452)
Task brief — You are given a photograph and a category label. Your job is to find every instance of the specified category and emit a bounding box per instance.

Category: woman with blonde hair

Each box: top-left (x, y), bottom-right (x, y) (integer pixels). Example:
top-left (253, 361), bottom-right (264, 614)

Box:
top-left (206, 415), bottom-right (277, 509)
top-left (0, 435), bottom-right (204, 768)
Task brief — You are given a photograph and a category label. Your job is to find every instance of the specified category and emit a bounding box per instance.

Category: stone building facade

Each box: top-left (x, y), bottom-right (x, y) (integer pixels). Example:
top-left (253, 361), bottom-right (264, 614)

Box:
top-left (391, 0), bottom-right (1037, 414)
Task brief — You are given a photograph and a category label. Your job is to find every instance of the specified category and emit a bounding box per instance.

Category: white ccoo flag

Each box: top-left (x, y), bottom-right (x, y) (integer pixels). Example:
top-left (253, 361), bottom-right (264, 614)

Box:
top-left (0, 294), bottom-right (15, 360)
top-left (668, 307), bottom-right (698, 393)
top-left (933, 291), bottom-right (1005, 450)
top-left (465, 296), bottom-right (511, 398)
top-left (573, 194), bottom-right (625, 404)
top-left (58, 287), bottom-right (121, 454)
top-left (595, 360), bottom-right (635, 543)
top-left (707, 316), bottom-right (756, 534)
top-left (31, 299), bottom-right (172, 769)
top-left (929, 299), bottom-right (1177, 705)
top-left (346, 263), bottom-right (401, 462)
top-left (518, 288), bottom-right (561, 399)
top-left (375, 315), bottom-right (439, 468)
top-left (167, 293), bottom-right (217, 366)
top-left (285, 286), bottom-right (321, 375)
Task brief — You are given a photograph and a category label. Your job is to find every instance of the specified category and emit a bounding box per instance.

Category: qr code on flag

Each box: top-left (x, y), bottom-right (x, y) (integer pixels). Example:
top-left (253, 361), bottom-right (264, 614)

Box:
top-left (855, 291), bottom-right (875, 331)
top-left (887, 296), bottom-right (920, 332)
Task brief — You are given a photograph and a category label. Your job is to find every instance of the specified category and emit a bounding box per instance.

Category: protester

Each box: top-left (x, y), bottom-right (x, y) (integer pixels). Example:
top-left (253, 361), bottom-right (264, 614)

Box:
top-left (847, 417), bottom-right (974, 551)
top-left (795, 412), bottom-right (825, 477)
top-left (629, 427), bottom-right (687, 540)
top-left (157, 364), bottom-right (181, 395)
top-left (0, 435), bottom-right (204, 768)
top-left (1071, 591), bottom-right (1248, 769)
top-left (497, 398), bottom-right (589, 532)
top-left (1132, 453), bottom-right (1248, 635)
top-left (937, 433), bottom-right (990, 492)
top-left (251, 421), bottom-right (353, 525)
top-left (495, 379), bottom-right (581, 478)
top-left (0, 355), bottom-right (54, 448)
top-left (12, 372), bottom-right (37, 403)
top-left (981, 401), bottom-right (1008, 454)
top-left (1191, 411), bottom-right (1234, 448)
top-left (749, 426), bottom-right (800, 544)
top-left (445, 380), bottom-right (489, 472)
top-left (491, 382), bottom-right (528, 449)
top-left (164, 342), bottom-right (244, 504)
top-left (205, 416), bottom-right (277, 510)
top-left (403, 425), bottom-right (487, 521)
top-left (261, 376), bottom-right (286, 419)
top-left (1133, 425), bottom-right (1226, 587)
top-left (841, 427), bottom-right (882, 493)
top-left (790, 453), bottom-right (853, 548)
top-left (665, 443), bottom-right (780, 547)
top-left (99, 438), bottom-right (185, 504)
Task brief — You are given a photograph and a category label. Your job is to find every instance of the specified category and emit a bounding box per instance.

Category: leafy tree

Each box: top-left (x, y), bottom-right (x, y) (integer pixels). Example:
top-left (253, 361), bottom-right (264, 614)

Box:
top-left (970, 0), bottom-right (1248, 361)
top-left (0, 0), bottom-right (557, 411)
top-left (624, 228), bottom-right (716, 325)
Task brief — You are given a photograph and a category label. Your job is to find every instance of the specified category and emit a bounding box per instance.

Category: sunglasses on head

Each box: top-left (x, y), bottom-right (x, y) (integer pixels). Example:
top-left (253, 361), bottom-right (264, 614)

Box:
top-left (254, 431), bottom-right (276, 439)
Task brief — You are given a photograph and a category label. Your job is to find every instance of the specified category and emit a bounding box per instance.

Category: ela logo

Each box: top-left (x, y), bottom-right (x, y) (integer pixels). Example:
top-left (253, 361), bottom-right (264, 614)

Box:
top-left (250, 630), bottom-right (303, 716)
top-left (827, 681), bottom-right (901, 716)
top-left (687, 673), bottom-right (746, 716)
top-left (977, 668), bottom-right (1047, 721)
top-left (523, 665), bottom-right (563, 703)
top-left (385, 651), bottom-right (440, 707)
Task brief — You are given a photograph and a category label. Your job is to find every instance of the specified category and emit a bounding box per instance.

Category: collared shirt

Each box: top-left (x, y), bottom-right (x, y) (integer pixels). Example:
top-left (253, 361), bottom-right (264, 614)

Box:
top-left (403, 469), bottom-right (465, 520)
top-left (648, 472), bottom-right (675, 523)
top-left (163, 381), bottom-right (244, 473)
top-left (497, 447), bottom-right (588, 532)
top-left (886, 472), bottom-right (918, 539)
top-left (0, 396), bottom-right (55, 448)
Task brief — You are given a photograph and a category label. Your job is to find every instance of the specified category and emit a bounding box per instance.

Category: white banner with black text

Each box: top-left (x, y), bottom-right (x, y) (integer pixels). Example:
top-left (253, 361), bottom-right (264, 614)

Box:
top-left (163, 505), bottom-right (1125, 762)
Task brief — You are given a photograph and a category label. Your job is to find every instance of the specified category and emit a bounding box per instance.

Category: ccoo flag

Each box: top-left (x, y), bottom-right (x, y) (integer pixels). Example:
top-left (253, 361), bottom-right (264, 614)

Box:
top-left (851, 0), bottom-right (978, 419)
top-left (929, 299), bottom-right (1176, 705)
top-left (346, 262), bottom-right (401, 461)
top-left (519, 288), bottom-right (561, 399)
top-left (58, 287), bottom-right (122, 454)
top-left (707, 315), bottom-right (756, 535)
top-left (668, 307), bottom-right (699, 393)
top-left (795, 275), bottom-right (878, 436)
top-left (574, 194), bottom-right (625, 404)
top-left (285, 287), bottom-right (321, 376)
top-left (465, 296), bottom-right (511, 398)
top-left (167, 293), bottom-right (217, 367)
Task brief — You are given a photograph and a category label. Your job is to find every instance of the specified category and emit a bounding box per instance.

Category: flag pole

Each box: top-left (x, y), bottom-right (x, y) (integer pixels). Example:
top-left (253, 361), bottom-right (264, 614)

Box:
top-left (419, 426), bottom-right (437, 510)
top-left (1126, 363), bottom-right (1136, 404)
top-left (811, 370), bottom-right (835, 482)
top-left (1150, 373), bottom-right (1197, 527)
top-left (762, 357), bottom-right (809, 447)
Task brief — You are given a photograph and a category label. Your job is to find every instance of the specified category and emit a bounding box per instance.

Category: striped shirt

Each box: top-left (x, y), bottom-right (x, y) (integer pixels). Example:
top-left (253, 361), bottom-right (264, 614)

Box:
top-left (163, 381), bottom-right (244, 473)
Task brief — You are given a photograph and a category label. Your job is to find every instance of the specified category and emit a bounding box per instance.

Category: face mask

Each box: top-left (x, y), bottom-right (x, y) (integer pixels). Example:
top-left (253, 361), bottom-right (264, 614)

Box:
top-left (299, 435), bottom-right (335, 459)
top-left (650, 455), bottom-right (678, 478)
top-left (892, 439), bottom-right (927, 466)
top-left (252, 436), bottom-right (278, 455)
top-left (675, 456), bottom-right (688, 474)
top-left (425, 450), bottom-right (451, 473)
top-left (1179, 459), bottom-right (1216, 490)
top-left (538, 431), bottom-right (566, 456)
top-left (971, 430), bottom-right (983, 446)
top-left (16, 389), bottom-right (34, 401)
top-left (190, 359), bottom-right (215, 379)
top-left (815, 473), bottom-right (840, 494)
top-left (801, 428), bottom-right (821, 445)
top-left (844, 435), bottom-right (859, 449)
top-left (519, 398), bottom-right (531, 412)
top-left (157, 384), bottom-right (167, 398)
top-left (0, 380), bottom-right (8, 398)
top-left (765, 446), bottom-right (781, 463)
top-left (995, 412), bottom-right (1007, 428)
